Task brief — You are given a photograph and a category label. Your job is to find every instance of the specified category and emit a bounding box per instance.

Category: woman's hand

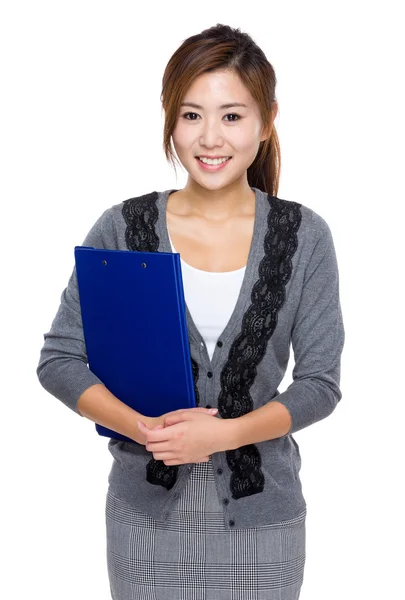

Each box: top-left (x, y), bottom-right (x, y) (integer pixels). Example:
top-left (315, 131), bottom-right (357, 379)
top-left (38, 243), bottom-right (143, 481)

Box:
top-left (135, 406), bottom-right (217, 448)
top-left (138, 408), bottom-right (226, 466)
top-left (136, 406), bottom-right (218, 458)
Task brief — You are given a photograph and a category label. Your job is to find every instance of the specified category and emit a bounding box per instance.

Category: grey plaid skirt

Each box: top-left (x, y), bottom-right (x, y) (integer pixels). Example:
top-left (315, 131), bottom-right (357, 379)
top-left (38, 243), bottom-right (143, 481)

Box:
top-left (105, 457), bottom-right (306, 600)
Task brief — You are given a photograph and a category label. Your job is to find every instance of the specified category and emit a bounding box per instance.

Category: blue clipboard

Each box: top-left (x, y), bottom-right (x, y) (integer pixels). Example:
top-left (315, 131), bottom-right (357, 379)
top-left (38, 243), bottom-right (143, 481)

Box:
top-left (74, 246), bottom-right (197, 442)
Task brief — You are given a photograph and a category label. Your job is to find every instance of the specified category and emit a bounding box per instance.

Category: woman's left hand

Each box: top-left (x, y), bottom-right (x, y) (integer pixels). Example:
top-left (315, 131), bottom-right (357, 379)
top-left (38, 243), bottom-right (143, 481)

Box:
top-left (138, 411), bottom-right (229, 465)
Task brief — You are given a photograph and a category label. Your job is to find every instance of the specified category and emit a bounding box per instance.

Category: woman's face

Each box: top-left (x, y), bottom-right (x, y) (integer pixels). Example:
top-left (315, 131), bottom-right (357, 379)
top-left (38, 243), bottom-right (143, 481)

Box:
top-left (171, 69), bottom-right (276, 191)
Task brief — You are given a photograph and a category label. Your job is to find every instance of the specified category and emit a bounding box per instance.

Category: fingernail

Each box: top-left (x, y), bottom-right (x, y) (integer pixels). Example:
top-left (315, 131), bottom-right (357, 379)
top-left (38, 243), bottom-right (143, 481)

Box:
top-left (209, 409), bottom-right (218, 414)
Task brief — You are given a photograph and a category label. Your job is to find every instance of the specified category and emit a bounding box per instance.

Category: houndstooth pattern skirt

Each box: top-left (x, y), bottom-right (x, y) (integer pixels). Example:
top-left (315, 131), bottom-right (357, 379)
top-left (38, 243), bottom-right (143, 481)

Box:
top-left (105, 457), bottom-right (306, 600)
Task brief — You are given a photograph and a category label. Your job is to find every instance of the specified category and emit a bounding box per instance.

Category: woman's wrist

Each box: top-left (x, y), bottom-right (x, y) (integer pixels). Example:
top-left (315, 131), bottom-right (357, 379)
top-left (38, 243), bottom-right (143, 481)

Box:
top-left (132, 415), bottom-right (158, 445)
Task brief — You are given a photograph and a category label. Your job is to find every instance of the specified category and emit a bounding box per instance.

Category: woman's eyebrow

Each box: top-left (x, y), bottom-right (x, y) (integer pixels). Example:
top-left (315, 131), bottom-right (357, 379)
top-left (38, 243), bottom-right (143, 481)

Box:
top-left (180, 102), bottom-right (248, 109)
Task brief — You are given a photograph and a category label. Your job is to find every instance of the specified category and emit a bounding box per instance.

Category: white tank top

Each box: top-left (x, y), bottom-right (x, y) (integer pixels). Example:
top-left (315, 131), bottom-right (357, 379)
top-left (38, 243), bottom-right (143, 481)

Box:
top-left (168, 232), bottom-right (246, 361)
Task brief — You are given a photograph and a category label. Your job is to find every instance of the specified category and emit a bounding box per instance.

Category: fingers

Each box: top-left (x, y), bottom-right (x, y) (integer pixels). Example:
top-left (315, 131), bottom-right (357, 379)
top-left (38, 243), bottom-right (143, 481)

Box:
top-left (168, 407), bottom-right (217, 417)
top-left (167, 407), bottom-right (218, 418)
top-left (164, 408), bottom-right (217, 427)
top-left (192, 407), bottom-right (218, 415)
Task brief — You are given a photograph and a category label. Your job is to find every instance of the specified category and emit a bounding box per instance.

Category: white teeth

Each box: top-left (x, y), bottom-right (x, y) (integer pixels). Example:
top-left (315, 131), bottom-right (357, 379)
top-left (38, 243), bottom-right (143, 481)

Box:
top-left (198, 156), bottom-right (230, 165)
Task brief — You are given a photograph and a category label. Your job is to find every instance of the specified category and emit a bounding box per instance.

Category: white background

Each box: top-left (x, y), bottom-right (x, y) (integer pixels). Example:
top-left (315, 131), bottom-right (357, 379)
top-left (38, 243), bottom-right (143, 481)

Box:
top-left (2, 1), bottom-right (404, 598)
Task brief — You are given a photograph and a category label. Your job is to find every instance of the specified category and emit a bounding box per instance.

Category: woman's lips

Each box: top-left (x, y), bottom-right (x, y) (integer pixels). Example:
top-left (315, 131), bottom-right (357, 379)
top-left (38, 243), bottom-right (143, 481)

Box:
top-left (195, 157), bottom-right (232, 172)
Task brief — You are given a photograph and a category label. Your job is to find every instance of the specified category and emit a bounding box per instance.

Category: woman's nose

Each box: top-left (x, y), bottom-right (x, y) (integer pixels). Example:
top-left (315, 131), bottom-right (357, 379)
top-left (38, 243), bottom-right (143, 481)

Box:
top-left (199, 120), bottom-right (224, 147)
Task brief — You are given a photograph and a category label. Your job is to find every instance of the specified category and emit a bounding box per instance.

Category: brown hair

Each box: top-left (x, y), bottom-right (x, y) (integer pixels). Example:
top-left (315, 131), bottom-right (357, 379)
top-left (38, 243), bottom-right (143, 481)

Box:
top-left (160, 23), bottom-right (280, 197)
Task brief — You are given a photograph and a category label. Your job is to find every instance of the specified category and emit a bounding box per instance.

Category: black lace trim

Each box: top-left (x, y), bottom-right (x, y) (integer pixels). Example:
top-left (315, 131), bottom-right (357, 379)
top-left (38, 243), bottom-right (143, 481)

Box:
top-left (122, 191), bottom-right (160, 252)
top-left (191, 357), bottom-right (201, 407)
top-left (121, 192), bottom-right (302, 498)
top-left (218, 195), bottom-right (302, 499)
top-left (122, 192), bottom-right (200, 491)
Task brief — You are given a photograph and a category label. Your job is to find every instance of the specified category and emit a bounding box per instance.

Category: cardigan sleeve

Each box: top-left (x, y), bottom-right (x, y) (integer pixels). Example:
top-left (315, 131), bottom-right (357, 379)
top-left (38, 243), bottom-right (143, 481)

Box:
top-left (36, 208), bottom-right (115, 417)
top-left (272, 216), bottom-right (345, 435)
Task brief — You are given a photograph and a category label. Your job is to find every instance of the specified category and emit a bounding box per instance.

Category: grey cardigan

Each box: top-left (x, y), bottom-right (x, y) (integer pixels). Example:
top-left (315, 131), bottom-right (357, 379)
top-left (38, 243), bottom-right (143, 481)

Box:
top-left (36, 187), bottom-right (345, 529)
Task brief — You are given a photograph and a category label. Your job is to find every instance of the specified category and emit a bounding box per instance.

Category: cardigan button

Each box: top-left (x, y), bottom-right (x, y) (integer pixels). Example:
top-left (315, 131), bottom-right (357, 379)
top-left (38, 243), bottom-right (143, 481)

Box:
top-left (207, 371), bottom-right (213, 378)
top-left (229, 519), bottom-right (235, 527)
top-left (217, 468), bottom-right (223, 475)
top-left (217, 340), bottom-right (223, 347)
top-left (223, 498), bottom-right (229, 505)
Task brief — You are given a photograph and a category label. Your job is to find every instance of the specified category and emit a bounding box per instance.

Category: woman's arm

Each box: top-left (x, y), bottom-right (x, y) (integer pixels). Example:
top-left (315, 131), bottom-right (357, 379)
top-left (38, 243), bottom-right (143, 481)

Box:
top-left (36, 208), bottom-right (118, 417)
top-left (77, 383), bottom-right (154, 445)
top-left (229, 216), bottom-right (345, 443)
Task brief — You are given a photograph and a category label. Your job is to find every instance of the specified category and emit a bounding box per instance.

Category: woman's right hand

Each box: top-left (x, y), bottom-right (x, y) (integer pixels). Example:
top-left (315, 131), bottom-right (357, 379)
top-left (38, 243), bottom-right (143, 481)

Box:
top-left (147, 406), bottom-right (218, 463)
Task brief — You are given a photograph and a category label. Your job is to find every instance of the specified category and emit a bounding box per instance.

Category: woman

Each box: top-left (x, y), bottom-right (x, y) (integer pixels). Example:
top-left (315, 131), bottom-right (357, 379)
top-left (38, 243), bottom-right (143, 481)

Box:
top-left (37, 23), bottom-right (345, 600)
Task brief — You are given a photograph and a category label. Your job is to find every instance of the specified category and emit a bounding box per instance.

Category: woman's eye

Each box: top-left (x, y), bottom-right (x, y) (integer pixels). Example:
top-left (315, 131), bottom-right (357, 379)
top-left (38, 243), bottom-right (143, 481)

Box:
top-left (182, 112), bottom-right (241, 122)
top-left (183, 112), bottom-right (199, 120)
top-left (224, 113), bottom-right (241, 122)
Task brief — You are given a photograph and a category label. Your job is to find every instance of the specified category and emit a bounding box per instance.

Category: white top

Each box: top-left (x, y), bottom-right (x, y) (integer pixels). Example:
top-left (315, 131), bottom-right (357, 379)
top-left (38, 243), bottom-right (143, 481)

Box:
top-left (168, 232), bottom-right (246, 361)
